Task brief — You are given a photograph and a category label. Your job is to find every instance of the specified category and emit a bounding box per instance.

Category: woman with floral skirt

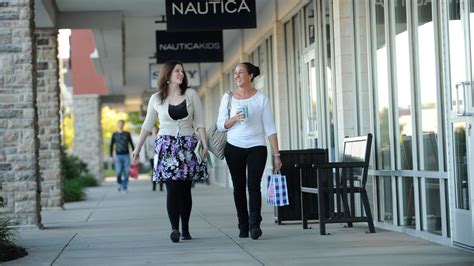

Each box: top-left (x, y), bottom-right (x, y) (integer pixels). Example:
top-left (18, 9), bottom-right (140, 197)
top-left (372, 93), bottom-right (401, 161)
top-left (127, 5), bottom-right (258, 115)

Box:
top-left (132, 61), bottom-right (208, 243)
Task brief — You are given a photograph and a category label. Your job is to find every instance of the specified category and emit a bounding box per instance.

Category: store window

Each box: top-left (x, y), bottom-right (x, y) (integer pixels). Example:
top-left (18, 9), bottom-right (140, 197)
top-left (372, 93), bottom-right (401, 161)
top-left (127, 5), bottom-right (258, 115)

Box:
top-left (368, 0), bottom-right (448, 237)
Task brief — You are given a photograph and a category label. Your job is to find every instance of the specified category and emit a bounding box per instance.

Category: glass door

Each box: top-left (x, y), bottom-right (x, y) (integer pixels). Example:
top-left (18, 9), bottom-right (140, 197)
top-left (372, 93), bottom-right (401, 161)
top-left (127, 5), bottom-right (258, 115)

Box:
top-left (446, 0), bottom-right (474, 249)
top-left (302, 50), bottom-right (319, 149)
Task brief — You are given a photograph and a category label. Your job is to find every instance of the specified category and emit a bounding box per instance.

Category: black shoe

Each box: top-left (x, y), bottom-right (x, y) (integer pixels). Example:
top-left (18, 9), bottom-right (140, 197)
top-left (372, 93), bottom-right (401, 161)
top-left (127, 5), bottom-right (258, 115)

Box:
top-left (250, 227), bottom-right (262, 240)
top-left (170, 230), bottom-right (180, 243)
top-left (239, 230), bottom-right (249, 238)
top-left (181, 231), bottom-right (192, 240)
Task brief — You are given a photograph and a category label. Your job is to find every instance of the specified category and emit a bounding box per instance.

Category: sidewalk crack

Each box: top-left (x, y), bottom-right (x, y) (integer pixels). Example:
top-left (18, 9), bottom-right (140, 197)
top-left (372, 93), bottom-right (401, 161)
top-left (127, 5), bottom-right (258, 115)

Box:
top-left (194, 209), bottom-right (265, 266)
top-left (51, 232), bottom-right (78, 266)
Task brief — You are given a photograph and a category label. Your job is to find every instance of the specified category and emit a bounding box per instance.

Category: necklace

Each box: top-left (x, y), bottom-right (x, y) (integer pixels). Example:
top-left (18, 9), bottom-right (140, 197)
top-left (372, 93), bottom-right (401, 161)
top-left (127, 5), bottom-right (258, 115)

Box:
top-left (236, 88), bottom-right (256, 99)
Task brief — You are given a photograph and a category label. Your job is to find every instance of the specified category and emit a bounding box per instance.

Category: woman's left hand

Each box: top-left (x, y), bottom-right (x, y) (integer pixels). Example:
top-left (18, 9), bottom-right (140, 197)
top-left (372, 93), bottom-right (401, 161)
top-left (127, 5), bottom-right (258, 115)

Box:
top-left (201, 146), bottom-right (209, 161)
top-left (273, 156), bottom-right (282, 172)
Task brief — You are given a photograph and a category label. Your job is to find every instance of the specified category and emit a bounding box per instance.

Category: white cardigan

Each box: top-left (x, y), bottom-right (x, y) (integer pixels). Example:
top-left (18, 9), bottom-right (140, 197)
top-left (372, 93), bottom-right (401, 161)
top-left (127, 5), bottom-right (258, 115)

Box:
top-left (142, 89), bottom-right (205, 136)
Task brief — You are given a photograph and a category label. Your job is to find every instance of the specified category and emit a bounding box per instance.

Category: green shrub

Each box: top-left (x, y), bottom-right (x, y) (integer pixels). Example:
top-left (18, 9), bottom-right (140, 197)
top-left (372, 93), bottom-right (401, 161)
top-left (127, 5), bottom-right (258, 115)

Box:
top-left (61, 148), bottom-right (89, 180)
top-left (0, 218), bottom-right (16, 248)
top-left (64, 179), bottom-right (85, 202)
top-left (0, 196), bottom-right (21, 261)
top-left (77, 175), bottom-right (99, 187)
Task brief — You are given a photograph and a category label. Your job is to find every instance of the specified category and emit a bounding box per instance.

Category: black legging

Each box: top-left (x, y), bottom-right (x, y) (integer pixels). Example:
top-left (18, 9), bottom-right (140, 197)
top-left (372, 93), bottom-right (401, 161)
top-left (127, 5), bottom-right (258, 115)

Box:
top-left (165, 180), bottom-right (193, 232)
top-left (224, 143), bottom-right (267, 230)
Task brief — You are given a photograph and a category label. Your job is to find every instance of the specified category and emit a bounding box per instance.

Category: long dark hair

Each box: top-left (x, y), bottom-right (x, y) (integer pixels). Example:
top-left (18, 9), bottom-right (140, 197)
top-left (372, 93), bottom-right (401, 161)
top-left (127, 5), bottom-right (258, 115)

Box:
top-left (157, 61), bottom-right (188, 103)
top-left (240, 62), bottom-right (260, 82)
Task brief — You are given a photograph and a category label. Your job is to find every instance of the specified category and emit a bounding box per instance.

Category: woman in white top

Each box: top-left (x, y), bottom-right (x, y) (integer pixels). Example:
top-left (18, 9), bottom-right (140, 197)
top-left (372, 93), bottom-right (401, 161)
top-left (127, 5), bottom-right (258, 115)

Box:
top-left (132, 61), bottom-right (209, 243)
top-left (216, 62), bottom-right (282, 240)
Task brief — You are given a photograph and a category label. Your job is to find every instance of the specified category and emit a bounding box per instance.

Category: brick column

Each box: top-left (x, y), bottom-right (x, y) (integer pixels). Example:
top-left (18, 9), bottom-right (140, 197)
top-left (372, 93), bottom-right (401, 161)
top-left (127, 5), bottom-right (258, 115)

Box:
top-left (0, 0), bottom-right (42, 226)
top-left (72, 94), bottom-right (103, 181)
top-left (35, 29), bottom-right (63, 208)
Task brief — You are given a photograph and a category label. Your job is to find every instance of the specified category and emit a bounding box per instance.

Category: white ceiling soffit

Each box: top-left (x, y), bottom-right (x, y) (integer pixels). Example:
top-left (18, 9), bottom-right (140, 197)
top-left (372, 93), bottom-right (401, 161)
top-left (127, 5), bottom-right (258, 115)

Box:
top-left (35, 0), bottom-right (56, 28)
top-left (55, 0), bottom-right (166, 17)
top-left (35, 0), bottom-right (274, 97)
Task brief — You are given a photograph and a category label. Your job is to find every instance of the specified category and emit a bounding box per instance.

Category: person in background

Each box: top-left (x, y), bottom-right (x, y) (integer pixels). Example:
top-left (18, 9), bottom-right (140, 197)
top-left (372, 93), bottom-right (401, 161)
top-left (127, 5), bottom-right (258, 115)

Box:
top-left (216, 62), bottom-right (282, 240)
top-left (110, 120), bottom-right (135, 192)
top-left (145, 126), bottom-right (162, 191)
top-left (132, 61), bottom-right (208, 243)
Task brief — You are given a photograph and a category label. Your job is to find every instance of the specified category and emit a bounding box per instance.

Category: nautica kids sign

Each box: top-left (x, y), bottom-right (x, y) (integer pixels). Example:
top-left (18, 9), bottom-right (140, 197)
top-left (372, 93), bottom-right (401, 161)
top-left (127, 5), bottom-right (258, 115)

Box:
top-left (165, 0), bottom-right (257, 31)
top-left (156, 30), bottom-right (223, 63)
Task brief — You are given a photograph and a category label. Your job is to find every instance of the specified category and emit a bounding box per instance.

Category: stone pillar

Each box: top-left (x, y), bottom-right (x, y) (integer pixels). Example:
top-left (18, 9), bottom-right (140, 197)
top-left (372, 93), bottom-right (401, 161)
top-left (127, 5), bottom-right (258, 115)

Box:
top-left (72, 94), bottom-right (103, 181)
top-left (334, 0), bottom-right (358, 139)
top-left (0, 0), bottom-right (42, 226)
top-left (333, 0), bottom-right (374, 210)
top-left (35, 29), bottom-right (63, 208)
top-left (272, 21), bottom-right (290, 149)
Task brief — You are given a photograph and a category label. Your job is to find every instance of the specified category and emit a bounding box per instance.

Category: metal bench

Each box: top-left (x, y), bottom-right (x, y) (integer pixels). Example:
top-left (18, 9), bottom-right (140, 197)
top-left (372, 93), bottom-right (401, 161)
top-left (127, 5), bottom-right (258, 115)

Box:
top-left (297, 134), bottom-right (375, 235)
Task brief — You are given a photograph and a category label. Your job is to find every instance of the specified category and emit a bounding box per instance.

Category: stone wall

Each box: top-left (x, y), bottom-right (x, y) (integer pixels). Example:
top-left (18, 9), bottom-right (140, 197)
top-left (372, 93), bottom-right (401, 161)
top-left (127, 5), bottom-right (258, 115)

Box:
top-left (73, 95), bottom-right (103, 181)
top-left (0, 0), bottom-right (42, 226)
top-left (35, 28), bottom-right (63, 208)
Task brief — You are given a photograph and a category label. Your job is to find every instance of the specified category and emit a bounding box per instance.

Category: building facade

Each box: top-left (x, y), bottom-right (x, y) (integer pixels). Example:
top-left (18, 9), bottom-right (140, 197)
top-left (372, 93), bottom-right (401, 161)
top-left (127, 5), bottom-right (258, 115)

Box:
top-left (198, 0), bottom-right (474, 250)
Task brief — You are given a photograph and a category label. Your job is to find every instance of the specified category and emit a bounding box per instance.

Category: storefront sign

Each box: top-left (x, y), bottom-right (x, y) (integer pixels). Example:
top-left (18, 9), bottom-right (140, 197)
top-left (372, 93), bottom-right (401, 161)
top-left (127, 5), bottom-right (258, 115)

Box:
top-left (149, 63), bottom-right (201, 89)
top-left (165, 0), bottom-right (257, 31)
top-left (156, 30), bottom-right (223, 63)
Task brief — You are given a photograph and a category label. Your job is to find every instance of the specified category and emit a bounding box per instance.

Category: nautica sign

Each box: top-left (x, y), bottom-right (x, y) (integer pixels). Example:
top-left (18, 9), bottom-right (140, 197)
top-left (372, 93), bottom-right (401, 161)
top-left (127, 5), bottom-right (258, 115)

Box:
top-left (166, 0), bottom-right (257, 31)
top-left (171, 1), bottom-right (251, 15)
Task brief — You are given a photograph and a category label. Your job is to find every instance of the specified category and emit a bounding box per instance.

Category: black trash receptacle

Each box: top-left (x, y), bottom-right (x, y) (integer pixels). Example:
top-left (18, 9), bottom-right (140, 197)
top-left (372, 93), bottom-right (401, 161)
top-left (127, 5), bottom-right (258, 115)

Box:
top-left (273, 149), bottom-right (328, 224)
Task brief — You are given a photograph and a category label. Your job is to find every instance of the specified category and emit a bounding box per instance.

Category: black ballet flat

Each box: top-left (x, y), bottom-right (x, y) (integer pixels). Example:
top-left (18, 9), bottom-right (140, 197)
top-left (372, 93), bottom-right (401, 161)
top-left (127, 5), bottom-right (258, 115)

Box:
top-left (181, 231), bottom-right (192, 240)
top-left (170, 230), bottom-right (180, 243)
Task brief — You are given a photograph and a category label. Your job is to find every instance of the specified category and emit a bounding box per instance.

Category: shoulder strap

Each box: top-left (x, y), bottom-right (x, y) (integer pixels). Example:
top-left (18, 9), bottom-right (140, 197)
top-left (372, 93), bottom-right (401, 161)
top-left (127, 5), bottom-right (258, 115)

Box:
top-left (226, 91), bottom-right (233, 117)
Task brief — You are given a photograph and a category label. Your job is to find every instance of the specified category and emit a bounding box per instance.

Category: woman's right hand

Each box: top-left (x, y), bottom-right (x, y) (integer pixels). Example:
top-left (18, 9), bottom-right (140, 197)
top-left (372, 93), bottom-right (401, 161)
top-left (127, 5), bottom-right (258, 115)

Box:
top-left (132, 150), bottom-right (140, 162)
top-left (226, 111), bottom-right (243, 128)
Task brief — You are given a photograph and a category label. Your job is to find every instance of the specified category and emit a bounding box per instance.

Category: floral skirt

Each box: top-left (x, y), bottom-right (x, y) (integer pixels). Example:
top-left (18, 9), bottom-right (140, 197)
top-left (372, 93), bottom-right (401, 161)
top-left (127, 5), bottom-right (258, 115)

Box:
top-left (153, 135), bottom-right (208, 182)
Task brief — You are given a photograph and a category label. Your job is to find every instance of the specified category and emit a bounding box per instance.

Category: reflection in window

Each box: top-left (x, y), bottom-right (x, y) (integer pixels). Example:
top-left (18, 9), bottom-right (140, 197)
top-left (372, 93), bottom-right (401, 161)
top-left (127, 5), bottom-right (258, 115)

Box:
top-left (401, 177), bottom-right (416, 229)
top-left (448, 0), bottom-right (466, 112)
top-left (304, 1), bottom-right (315, 46)
top-left (323, 0), bottom-right (335, 161)
top-left (453, 123), bottom-right (469, 210)
top-left (375, 1), bottom-right (391, 170)
top-left (418, 0), bottom-right (439, 171)
top-left (395, 0), bottom-right (413, 170)
top-left (307, 59), bottom-right (318, 145)
top-left (445, 179), bottom-right (450, 237)
top-left (425, 179), bottom-right (441, 235)
top-left (378, 176), bottom-right (393, 224)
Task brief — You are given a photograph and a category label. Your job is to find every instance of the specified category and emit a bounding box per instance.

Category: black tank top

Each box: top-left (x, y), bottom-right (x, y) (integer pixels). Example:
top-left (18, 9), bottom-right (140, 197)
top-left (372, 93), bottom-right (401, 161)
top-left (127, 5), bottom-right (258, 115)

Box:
top-left (168, 100), bottom-right (188, 120)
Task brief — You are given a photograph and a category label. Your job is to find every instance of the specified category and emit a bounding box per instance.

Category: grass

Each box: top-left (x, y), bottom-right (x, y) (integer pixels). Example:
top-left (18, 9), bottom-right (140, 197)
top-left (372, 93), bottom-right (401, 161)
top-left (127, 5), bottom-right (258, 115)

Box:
top-left (103, 169), bottom-right (115, 178)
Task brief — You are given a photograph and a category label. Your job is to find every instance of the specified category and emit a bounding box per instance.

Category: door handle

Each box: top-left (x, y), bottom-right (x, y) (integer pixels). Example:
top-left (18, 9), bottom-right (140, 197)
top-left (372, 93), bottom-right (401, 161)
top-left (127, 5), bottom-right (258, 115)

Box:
top-left (455, 81), bottom-right (471, 116)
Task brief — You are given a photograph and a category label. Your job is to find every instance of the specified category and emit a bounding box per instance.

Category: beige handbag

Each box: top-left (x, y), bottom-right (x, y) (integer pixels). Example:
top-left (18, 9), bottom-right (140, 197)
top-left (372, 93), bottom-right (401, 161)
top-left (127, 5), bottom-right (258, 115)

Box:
top-left (207, 92), bottom-right (232, 160)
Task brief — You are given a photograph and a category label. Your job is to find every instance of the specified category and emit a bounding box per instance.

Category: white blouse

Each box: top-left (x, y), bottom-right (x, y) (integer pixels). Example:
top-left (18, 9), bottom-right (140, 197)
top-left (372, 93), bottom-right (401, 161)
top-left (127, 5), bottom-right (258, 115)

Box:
top-left (216, 91), bottom-right (277, 148)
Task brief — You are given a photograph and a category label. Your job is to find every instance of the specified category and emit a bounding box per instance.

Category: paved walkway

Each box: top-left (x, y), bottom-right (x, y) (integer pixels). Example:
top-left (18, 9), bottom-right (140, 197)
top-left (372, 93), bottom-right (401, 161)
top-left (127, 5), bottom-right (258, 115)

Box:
top-left (5, 178), bottom-right (474, 265)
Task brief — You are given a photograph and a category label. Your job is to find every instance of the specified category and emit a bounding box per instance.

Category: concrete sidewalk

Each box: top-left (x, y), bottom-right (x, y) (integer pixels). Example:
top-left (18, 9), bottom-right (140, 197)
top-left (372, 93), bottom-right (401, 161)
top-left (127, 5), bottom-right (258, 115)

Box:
top-left (5, 178), bottom-right (474, 266)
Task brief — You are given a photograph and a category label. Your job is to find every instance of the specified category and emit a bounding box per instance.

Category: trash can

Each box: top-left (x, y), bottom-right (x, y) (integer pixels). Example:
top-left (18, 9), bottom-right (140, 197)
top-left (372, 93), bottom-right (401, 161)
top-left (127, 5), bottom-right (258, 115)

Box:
top-left (274, 149), bottom-right (328, 224)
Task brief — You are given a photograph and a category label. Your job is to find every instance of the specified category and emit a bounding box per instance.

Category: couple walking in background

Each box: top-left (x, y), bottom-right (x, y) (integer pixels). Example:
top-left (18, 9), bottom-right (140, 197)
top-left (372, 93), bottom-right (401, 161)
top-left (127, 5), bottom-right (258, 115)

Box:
top-left (132, 60), bottom-right (282, 243)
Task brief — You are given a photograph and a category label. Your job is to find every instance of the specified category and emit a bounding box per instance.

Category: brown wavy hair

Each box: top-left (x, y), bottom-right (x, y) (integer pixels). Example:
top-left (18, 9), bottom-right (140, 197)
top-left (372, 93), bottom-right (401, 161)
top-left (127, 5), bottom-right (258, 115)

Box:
top-left (157, 61), bottom-right (188, 103)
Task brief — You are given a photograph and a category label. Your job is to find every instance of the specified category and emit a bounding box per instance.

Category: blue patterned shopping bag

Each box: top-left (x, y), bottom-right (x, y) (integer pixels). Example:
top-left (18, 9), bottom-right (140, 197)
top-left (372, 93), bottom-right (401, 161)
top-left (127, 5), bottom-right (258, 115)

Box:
top-left (266, 174), bottom-right (289, 207)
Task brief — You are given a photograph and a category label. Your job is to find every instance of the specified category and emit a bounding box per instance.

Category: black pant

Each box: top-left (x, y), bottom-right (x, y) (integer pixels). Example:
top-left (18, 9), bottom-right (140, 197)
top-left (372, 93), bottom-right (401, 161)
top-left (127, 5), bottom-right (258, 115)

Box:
top-left (224, 143), bottom-right (267, 230)
top-left (149, 159), bottom-right (163, 191)
top-left (165, 180), bottom-right (193, 232)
